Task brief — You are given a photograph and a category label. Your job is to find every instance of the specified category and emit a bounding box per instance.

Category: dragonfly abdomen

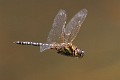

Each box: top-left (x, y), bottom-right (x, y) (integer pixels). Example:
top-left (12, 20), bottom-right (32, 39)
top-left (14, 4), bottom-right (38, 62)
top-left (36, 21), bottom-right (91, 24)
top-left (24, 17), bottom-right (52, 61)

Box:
top-left (14, 41), bottom-right (42, 46)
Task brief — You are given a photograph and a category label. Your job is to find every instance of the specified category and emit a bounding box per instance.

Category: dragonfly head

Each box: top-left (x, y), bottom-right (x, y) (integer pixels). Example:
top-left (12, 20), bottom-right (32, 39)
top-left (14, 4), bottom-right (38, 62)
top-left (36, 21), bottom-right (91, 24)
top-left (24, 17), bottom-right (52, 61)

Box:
top-left (76, 49), bottom-right (84, 57)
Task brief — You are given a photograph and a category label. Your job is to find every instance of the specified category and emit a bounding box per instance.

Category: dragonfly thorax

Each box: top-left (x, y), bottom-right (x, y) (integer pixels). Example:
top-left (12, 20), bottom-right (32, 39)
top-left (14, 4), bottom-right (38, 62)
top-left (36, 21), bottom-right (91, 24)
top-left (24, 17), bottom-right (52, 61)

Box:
top-left (53, 43), bottom-right (84, 57)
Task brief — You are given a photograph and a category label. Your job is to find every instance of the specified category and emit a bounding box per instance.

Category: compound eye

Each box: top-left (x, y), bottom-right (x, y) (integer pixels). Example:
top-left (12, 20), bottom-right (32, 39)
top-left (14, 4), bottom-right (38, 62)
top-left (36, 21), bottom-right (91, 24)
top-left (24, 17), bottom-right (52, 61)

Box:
top-left (76, 49), bottom-right (84, 57)
top-left (81, 50), bottom-right (84, 54)
top-left (79, 50), bottom-right (84, 57)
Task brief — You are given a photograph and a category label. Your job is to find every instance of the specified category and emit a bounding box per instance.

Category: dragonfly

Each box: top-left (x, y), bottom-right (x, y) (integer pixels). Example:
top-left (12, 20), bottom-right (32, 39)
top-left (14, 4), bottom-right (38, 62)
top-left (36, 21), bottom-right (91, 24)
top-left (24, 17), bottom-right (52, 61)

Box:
top-left (14, 9), bottom-right (87, 58)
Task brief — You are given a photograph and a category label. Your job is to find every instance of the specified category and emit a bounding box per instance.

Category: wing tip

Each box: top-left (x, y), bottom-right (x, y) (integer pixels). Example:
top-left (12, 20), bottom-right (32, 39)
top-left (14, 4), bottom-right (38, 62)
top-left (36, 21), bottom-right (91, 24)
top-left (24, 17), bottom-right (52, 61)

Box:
top-left (81, 9), bottom-right (88, 14)
top-left (58, 9), bottom-right (66, 15)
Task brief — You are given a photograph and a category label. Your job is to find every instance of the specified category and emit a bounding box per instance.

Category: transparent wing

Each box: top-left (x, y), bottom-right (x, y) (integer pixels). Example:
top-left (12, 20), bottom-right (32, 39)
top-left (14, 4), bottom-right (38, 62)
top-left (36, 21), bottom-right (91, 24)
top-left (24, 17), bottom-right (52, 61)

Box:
top-left (47, 9), bottom-right (67, 44)
top-left (40, 43), bottom-right (52, 52)
top-left (64, 9), bottom-right (87, 43)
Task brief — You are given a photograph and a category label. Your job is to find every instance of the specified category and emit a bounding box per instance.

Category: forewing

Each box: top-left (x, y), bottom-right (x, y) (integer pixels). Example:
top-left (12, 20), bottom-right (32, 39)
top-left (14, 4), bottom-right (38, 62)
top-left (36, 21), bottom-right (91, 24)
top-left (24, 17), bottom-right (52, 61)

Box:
top-left (46, 9), bottom-right (67, 44)
top-left (64, 9), bottom-right (87, 43)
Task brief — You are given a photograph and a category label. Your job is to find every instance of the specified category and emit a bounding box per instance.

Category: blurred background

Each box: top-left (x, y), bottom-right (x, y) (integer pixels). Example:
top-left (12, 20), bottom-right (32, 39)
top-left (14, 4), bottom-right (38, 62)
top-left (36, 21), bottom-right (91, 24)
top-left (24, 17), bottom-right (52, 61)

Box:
top-left (0, 0), bottom-right (120, 80)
